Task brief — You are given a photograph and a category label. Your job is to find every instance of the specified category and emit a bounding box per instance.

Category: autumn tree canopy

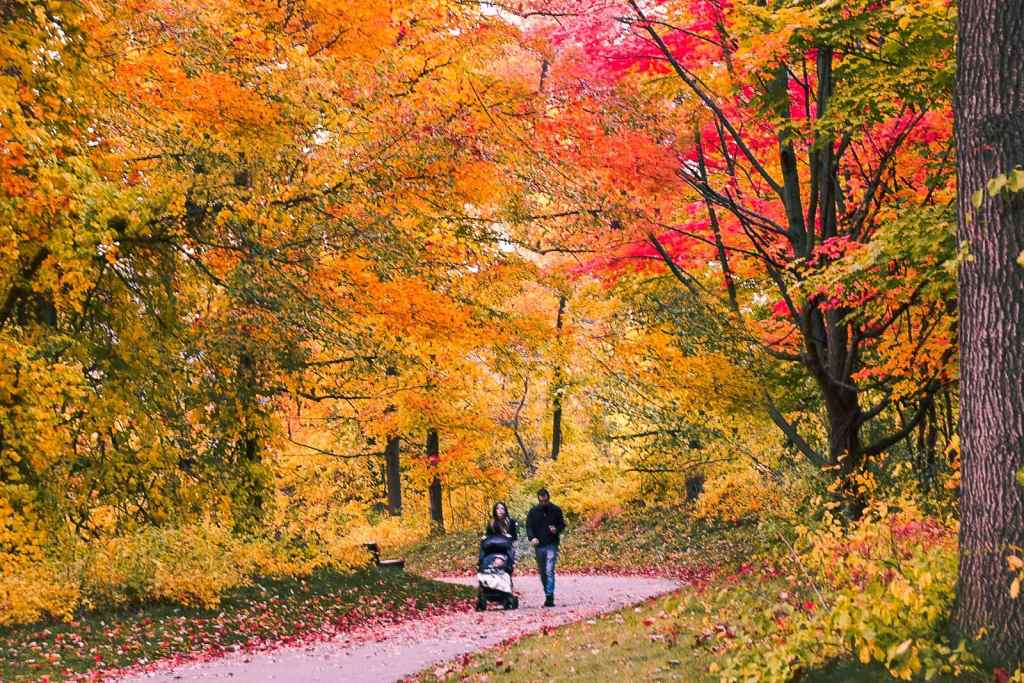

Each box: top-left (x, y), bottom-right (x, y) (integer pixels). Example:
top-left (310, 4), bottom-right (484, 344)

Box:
top-left (2, 0), bottom-right (1022, 671)
top-left (484, 0), bottom-right (960, 513)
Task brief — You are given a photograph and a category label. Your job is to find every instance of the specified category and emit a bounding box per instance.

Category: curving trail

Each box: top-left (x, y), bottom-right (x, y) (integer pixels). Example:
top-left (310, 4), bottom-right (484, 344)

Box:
top-left (119, 574), bottom-right (679, 683)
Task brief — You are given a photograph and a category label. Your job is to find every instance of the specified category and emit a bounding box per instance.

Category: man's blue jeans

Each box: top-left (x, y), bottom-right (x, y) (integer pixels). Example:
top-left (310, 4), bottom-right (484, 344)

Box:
top-left (534, 544), bottom-right (558, 596)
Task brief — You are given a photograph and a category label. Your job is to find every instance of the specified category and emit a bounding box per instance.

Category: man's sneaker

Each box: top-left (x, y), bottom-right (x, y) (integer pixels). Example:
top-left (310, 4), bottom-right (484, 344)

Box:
top-left (544, 595), bottom-right (554, 607)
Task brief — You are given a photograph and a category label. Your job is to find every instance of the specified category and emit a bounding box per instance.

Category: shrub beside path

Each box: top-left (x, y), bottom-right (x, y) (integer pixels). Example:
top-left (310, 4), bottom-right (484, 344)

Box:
top-left (120, 575), bottom-right (679, 683)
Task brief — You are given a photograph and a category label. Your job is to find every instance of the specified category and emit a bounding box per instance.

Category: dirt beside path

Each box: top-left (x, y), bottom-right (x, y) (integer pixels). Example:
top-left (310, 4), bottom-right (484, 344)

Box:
top-left (119, 574), bottom-right (679, 683)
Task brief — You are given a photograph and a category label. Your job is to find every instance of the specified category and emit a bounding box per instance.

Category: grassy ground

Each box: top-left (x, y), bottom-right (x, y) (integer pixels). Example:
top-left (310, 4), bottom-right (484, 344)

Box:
top-left (406, 509), bottom-right (985, 683)
top-left (397, 507), bottom-right (765, 578)
top-left (415, 567), bottom-right (790, 682)
top-left (414, 567), bottom-right (978, 683)
top-left (3, 566), bottom-right (473, 682)
top-left (417, 590), bottom-right (712, 682)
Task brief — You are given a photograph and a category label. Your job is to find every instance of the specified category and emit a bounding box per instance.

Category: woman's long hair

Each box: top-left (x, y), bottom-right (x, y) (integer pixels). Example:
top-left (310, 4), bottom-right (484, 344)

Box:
top-left (489, 501), bottom-right (511, 535)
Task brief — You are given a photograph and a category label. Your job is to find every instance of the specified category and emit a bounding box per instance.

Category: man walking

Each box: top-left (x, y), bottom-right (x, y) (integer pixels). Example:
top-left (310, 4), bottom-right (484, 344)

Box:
top-left (526, 488), bottom-right (566, 607)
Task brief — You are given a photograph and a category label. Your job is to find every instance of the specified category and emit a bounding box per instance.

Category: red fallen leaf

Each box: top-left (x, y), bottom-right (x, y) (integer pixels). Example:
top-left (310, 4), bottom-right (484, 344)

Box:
top-left (642, 617), bottom-right (655, 627)
top-left (802, 601), bottom-right (816, 612)
top-left (994, 668), bottom-right (1010, 683)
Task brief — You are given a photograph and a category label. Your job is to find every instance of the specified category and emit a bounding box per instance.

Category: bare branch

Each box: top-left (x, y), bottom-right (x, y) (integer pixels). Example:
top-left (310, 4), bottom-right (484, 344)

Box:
top-left (765, 392), bottom-right (827, 468)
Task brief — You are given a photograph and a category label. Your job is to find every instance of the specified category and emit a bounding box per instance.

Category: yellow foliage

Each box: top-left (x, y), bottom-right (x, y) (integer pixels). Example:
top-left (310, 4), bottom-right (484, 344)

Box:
top-left (81, 521), bottom-right (249, 609)
top-left (0, 557), bottom-right (79, 626)
top-left (345, 515), bottom-right (426, 551)
top-left (694, 465), bottom-right (787, 523)
top-left (239, 536), bottom-right (369, 579)
top-left (0, 519), bottom-right (373, 624)
top-left (530, 445), bottom-right (640, 519)
top-left (721, 500), bottom-right (976, 682)
top-left (1009, 553), bottom-right (1024, 601)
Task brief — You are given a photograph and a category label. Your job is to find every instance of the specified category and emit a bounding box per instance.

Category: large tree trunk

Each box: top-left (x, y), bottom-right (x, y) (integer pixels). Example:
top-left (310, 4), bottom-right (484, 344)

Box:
top-left (426, 429), bottom-right (444, 534)
top-left (550, 295), bottom-right (566, 461)
top-left (952, 0), bottom-right (1024, 667)
top-left (385, 435), bottom-right (402, 516)
top-left (824, 383), bottom-right (867, 519)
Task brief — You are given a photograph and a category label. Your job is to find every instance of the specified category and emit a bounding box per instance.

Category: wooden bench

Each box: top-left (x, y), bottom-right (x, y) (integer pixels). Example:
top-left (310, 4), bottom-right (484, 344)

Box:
top-left (363, 543), bottom-right (405, 570)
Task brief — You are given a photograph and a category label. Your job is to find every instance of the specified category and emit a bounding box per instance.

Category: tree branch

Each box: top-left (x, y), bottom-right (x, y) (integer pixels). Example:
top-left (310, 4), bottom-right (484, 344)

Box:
top-left (627, 0), bottom-right (784, 197)
top-left (764, 392), bottom-right (827, 468)
top-left (285, 436), bottom-right (384, 459)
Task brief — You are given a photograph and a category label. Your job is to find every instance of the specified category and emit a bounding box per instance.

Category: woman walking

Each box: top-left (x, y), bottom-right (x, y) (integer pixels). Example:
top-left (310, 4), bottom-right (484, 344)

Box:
top-left (484, 502), bottom-right (519, 570)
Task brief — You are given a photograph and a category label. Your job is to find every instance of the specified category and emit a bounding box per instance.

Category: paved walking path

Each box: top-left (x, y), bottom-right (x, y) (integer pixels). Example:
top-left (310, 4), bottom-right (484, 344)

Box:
top-left (120, 574), bottom-right (679, 683)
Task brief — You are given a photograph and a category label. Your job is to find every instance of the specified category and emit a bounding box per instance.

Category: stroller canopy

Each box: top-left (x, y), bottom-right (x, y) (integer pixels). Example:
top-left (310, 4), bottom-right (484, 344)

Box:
top-left (480, 534), bottom-right (513, 556)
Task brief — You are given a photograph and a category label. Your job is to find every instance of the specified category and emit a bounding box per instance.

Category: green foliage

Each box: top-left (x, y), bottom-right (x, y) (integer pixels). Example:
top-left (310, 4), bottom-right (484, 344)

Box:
top-left (972, 167), bottom-right (1024, 209)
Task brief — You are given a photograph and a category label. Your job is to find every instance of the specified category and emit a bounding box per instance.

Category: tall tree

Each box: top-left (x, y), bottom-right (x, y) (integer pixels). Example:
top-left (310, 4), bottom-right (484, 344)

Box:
top-left (1, 0), bottom-right (530, 552)
top-left (426, 429), bottom-right (444, 534)
top-left (952, 0), bottom-right (1024, 667)
top-left (550, 295), bottom-right (567, 461)
top-left (501, 0), bottom-right (959, 513)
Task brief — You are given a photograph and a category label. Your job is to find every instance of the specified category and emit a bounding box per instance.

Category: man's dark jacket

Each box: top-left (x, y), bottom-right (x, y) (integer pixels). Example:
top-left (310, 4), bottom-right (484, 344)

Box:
top-left (526, 502), bottom-right (566, 547)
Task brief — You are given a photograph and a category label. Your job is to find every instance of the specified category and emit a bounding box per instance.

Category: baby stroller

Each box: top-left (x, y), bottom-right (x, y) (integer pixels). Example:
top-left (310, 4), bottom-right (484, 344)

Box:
top-left (475, 534), bottom-right (519, 611)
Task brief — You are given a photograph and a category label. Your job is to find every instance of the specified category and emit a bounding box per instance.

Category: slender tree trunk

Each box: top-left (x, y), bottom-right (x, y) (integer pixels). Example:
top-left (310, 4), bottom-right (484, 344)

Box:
top-left (426, 429), bottom-right (444, 534)
top-left (383, 365), bottom-right (402, 515)
top-left (916, 400), bottom-right (939, 492)
top-left (236, 351), bottom-right (263, 527)
top-left (550, 295), bottom-right (566, 461)
top-left (385, 435), bottom-right (402, 516)
top-left (550, 392), bottom-right (564, 461)
top-left (952, 0), bottom-right (1024, 667)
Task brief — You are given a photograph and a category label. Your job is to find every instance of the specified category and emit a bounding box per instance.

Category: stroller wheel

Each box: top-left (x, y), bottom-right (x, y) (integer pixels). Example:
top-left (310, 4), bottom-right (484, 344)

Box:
top-left (475, 597), bottom-right (487, 612)
top-left (504, 595), bottom-right (518, 610)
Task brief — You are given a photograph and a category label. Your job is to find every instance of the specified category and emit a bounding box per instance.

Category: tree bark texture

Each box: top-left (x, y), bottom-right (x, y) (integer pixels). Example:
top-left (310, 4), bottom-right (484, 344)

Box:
top-left (953, 0), bottom-right (1024, 667)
